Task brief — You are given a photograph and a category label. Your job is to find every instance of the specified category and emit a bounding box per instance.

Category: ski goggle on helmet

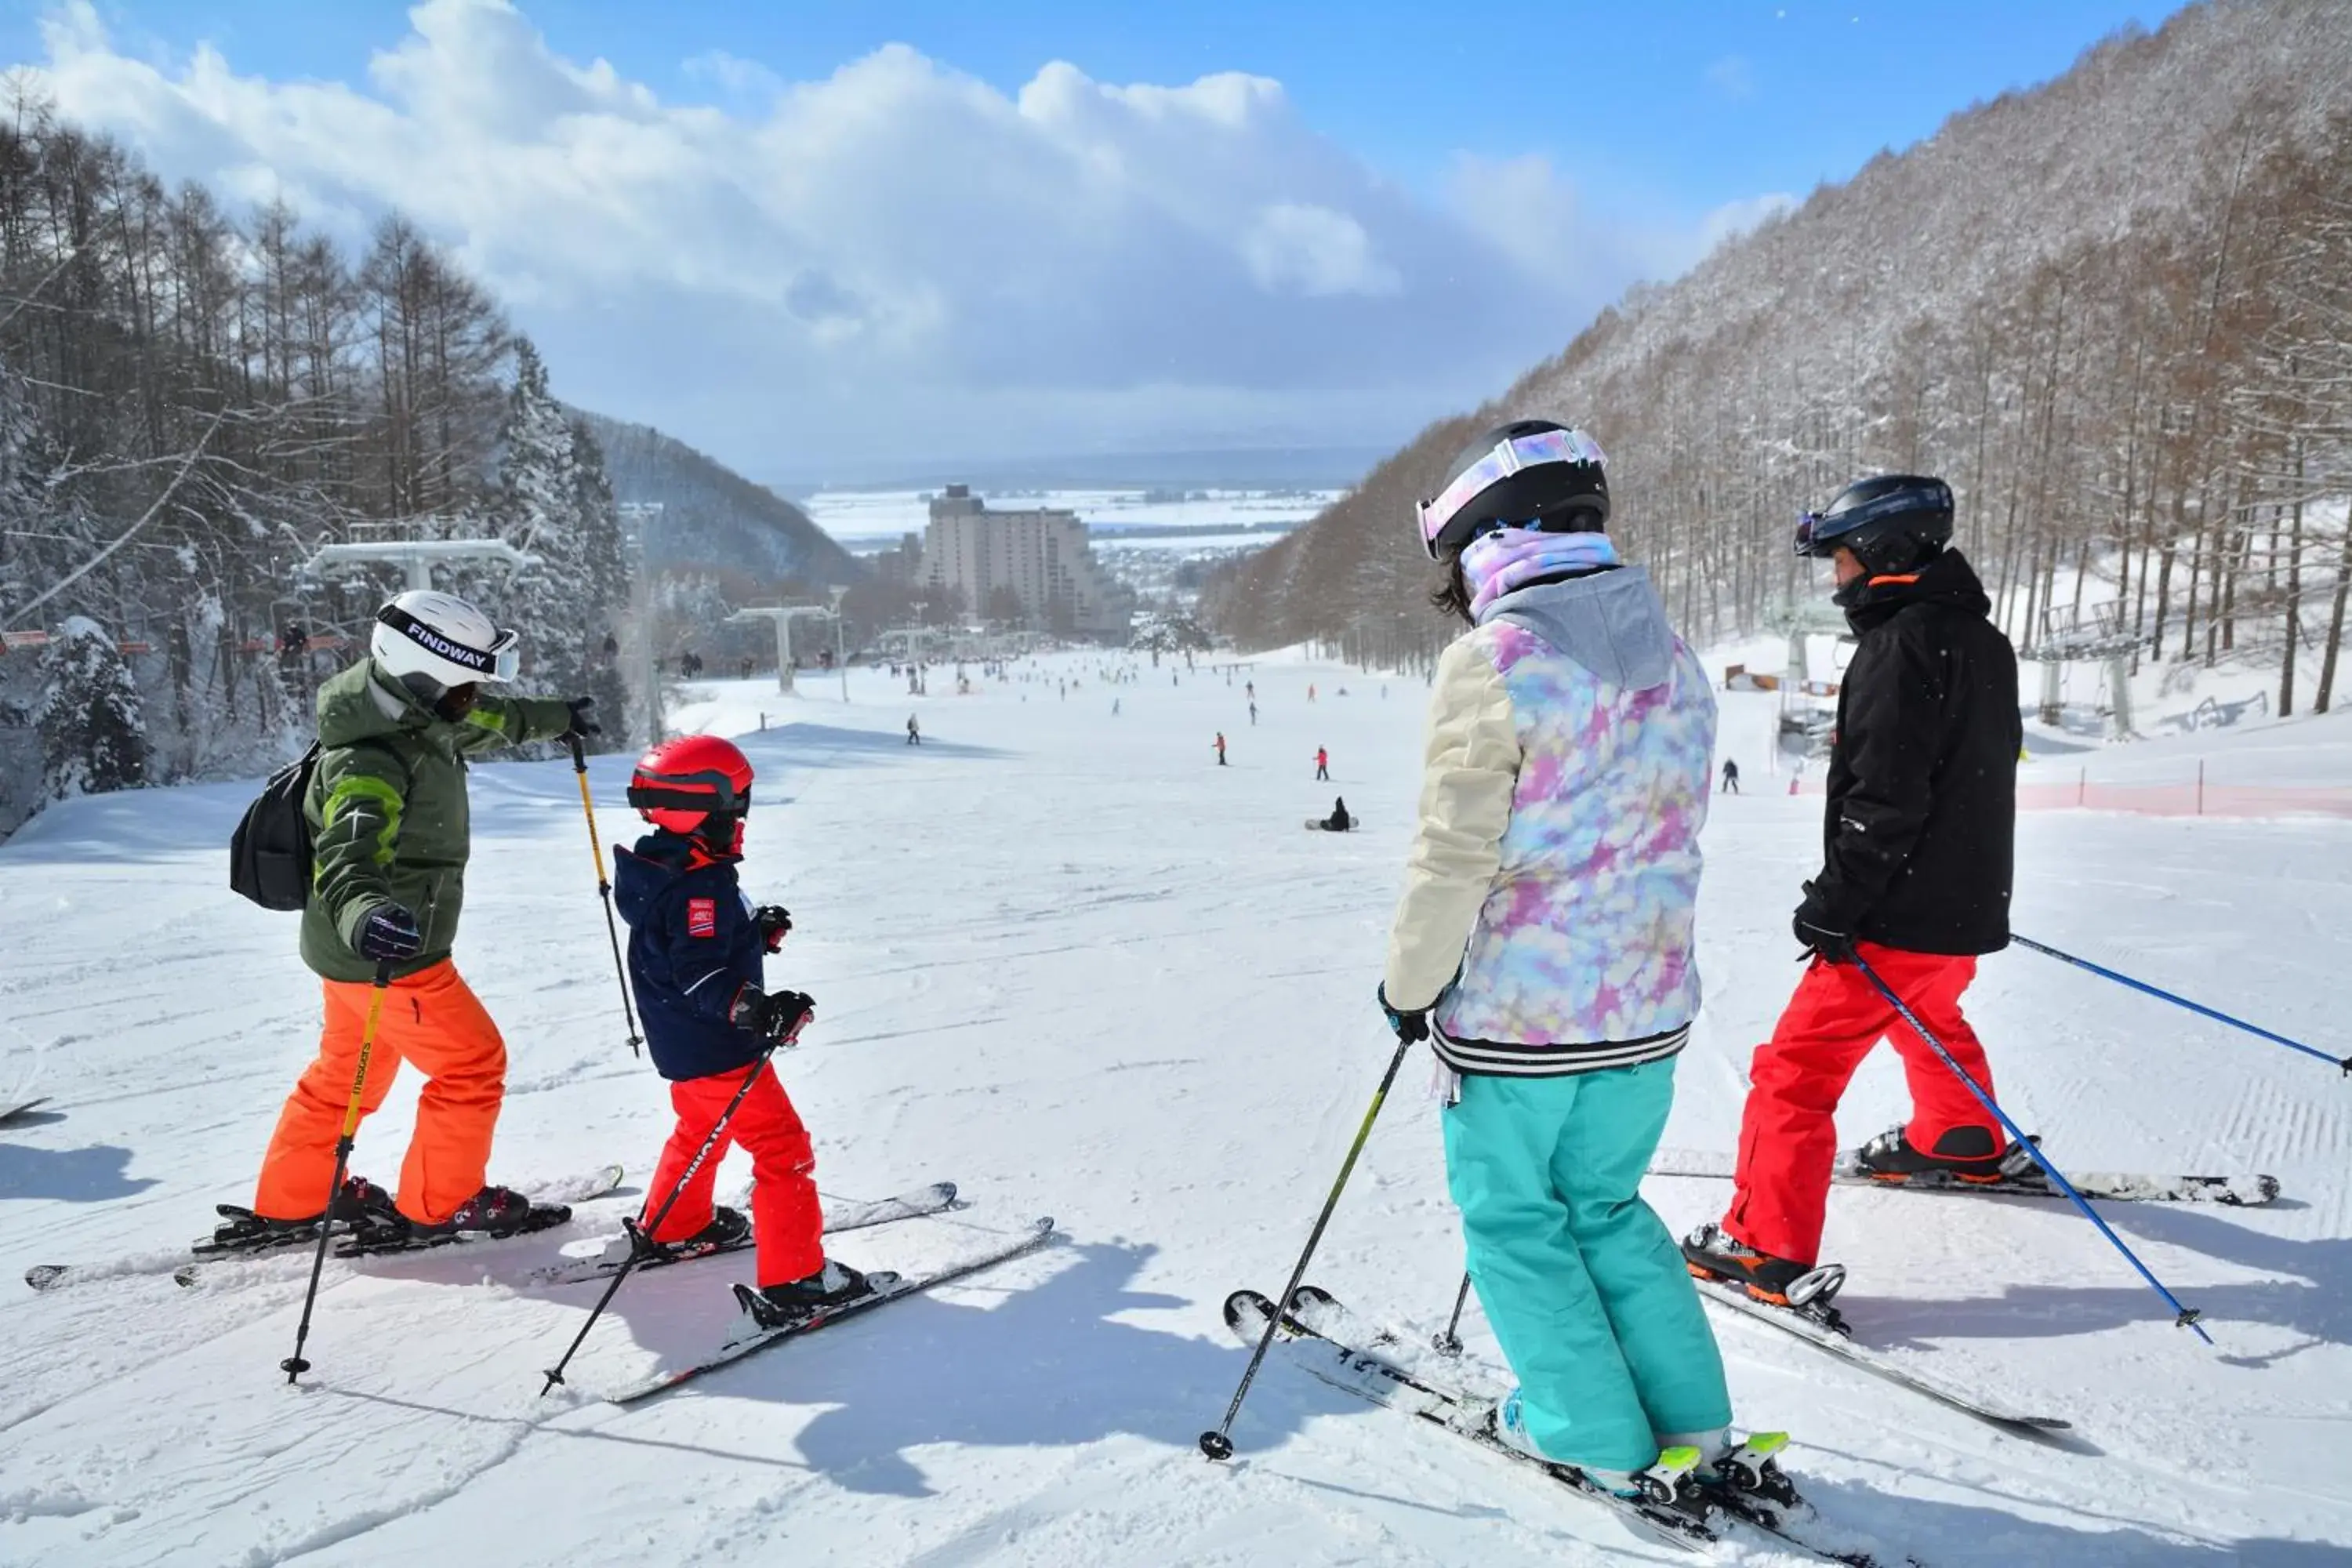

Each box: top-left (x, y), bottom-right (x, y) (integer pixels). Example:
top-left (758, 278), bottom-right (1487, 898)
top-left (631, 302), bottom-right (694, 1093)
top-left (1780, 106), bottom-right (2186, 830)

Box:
top-left (1415, 423), bottom-right (1609, 560)
top-left (628, 734), bottom-right (754, 833)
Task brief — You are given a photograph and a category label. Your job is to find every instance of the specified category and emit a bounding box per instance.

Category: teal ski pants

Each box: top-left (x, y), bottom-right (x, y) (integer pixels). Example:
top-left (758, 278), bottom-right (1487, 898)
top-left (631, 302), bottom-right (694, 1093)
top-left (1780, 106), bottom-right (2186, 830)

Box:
top-left (1443, 1058), bottom-right (1732, 1472)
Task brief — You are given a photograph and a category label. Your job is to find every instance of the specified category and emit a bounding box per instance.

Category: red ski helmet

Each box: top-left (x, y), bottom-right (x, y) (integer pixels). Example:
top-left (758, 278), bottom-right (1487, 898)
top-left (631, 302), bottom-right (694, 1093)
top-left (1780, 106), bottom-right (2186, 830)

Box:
top-left (628, 735), bottom-right (754, 834)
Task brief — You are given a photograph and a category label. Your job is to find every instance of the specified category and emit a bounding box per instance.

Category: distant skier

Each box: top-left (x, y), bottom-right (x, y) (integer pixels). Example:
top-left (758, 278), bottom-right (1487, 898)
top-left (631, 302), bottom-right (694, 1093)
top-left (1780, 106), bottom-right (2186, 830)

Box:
top-left (1214, 731), bottom-right (1228, 766)
top-left (1315, 746), bottom-right (1330, 782)
top-left (1246, 680), bottom-right (1255, 700)
top-left (1381, 419), bottom-right (1744, 1511)
top-left (1248, 701), bottom-right (1258, 726)
top-left (1308, 683), bottom-right (1316, 702)
top-left (235, 591), bottom-right (594, 1250)
top-left (615, 735), bottom-right (866, 1323)
top-left (1720, 758), bottom-right (1740, 794)
top-left (906, 715), bottom-right (921, 746)
top-left (1683, 475), bottom-right (2021, 1305)
top-left (1322, 796), bottom-right (1352, 832)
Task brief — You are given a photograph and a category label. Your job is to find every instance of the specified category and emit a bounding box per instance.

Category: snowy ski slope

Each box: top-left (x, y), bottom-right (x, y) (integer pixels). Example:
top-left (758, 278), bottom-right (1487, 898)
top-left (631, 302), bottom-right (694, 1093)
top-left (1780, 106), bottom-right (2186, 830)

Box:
top-left (2, 651), bottom-right (2349, 1565)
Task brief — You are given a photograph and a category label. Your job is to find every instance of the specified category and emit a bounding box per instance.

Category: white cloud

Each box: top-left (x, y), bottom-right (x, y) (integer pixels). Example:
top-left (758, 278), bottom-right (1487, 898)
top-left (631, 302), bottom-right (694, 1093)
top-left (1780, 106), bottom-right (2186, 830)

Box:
top-left (1705, 55), bottom-right (1757, 100)
top-left (1240, 204), bottom-right (1400, 298)
top-left (20, 0), bottom-right (1781, 469)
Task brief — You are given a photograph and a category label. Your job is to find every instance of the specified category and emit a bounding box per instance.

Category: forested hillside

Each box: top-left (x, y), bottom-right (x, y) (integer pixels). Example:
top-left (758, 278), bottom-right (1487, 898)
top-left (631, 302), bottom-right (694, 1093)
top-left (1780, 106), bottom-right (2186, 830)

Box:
top-left (0, 93), bottom-right (632, 833)
top-left (575, 413), bottom-right (860, 593)
top-left (1208, 0), bottom-right (2352, 708)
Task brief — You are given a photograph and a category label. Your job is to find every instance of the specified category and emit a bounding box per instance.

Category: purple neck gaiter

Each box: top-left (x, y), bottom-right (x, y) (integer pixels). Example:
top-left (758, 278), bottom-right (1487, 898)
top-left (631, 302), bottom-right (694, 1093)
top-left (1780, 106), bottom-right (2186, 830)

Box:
top-left (1463, 529), bottom-right (1621, 621)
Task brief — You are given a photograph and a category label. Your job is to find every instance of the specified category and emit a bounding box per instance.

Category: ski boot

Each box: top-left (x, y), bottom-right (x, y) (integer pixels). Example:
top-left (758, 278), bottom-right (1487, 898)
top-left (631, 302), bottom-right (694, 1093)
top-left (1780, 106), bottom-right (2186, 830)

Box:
top-left (1853, 1123), bottom-right (2007, 1184)
top-left (1697, 1430), bottom-right (1801, 1509)
top-left (602, 1205), bottom-right (750, 1267)
top-left (358, 1184), bottom-right (564, 1249)
top-left (1682, 1223), bottom-right (1847, 1326)
top-left (1493, 1392), bottom-right (1714, 1524)
top-left (201, 1176), bottom-right (396, 1254)
top-left (732, 1259), bottom-right (874, 1331)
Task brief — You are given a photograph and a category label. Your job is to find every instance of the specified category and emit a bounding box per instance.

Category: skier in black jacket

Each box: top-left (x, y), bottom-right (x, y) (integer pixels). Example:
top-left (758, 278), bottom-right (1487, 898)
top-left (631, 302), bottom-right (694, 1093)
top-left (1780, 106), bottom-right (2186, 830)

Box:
top-left (1685, 475), bottom-right (2022, 1305)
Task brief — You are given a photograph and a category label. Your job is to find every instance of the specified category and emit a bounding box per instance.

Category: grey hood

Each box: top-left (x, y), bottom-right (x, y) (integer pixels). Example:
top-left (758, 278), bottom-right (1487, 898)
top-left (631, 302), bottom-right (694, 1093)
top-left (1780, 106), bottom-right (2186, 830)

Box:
top-left (1479, 566), bottom-right (1678, 691)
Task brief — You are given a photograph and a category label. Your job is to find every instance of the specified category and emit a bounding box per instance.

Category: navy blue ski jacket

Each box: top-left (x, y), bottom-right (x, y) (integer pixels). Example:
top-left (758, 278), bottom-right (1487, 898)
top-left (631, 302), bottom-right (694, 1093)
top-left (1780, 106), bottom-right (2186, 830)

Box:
top-left (613, 829), bottom-right (768, 1083)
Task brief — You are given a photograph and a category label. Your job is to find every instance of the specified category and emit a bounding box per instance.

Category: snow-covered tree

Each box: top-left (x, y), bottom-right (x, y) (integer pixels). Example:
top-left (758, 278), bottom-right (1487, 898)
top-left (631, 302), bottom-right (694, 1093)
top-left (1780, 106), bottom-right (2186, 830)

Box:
top-left (36, 617), bottom-right (146, 798)
top-left (465, 339), bottom-right (632, 746)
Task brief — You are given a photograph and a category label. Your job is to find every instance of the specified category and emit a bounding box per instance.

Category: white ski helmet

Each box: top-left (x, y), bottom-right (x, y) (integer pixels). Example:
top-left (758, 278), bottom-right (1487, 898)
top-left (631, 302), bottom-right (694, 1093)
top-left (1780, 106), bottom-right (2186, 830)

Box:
top-left (370, 590), bottom-right (519, 690)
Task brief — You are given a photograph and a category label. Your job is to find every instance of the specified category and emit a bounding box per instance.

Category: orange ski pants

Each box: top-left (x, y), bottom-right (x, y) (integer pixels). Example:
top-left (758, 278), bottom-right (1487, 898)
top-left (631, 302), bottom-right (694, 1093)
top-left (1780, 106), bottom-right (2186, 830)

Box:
top-left (1724, 943), bottom-right (2001, 1265)
top-left (252, 960), bottom-right (506, 1226)
top-left (643, 1062), bottom-right (822, 1287)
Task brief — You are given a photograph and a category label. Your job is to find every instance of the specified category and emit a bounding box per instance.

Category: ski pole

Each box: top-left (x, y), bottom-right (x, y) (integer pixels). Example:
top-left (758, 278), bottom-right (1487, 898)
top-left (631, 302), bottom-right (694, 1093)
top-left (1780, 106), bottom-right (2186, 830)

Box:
top-left (2013, 934), bottom-right (2350, 1076)
top-left (539, 1038), bottom-right (782, 1395)
top-left (1200, 1033), bottom-right (1414, 1461)
top-left (281, 957), bottom-right (394, 1385)
top-left (1851, 951), bottom-right (2212, 1345)
top-left (568, 731), bottom-right (642, 1058)
top-left (1433, 1271), bottom-right (1474, 1356)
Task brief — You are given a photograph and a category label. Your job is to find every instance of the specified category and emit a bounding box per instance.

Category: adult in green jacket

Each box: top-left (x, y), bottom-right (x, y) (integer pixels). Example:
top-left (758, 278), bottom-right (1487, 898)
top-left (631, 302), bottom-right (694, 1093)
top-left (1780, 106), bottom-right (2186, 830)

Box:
top-left (247, 590), bottom-right (593, 1238)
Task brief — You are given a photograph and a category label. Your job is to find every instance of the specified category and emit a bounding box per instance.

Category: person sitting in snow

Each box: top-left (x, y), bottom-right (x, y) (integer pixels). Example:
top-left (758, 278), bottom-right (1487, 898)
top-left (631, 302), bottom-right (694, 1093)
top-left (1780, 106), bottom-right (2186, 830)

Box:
top-left (615, 735), bottom-right (868, 1326)
top-left (1323, 796), bottom-right (1352, 832)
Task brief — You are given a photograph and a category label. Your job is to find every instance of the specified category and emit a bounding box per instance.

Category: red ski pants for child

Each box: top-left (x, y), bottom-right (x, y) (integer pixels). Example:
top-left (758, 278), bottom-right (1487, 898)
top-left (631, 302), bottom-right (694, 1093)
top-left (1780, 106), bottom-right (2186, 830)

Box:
top-left (1724, 943), bottom-right (2001, 1265)
top-left (253, 960), bottom-right (506, 1226)
top-left (643, 1062), bottom-right (823, 1287)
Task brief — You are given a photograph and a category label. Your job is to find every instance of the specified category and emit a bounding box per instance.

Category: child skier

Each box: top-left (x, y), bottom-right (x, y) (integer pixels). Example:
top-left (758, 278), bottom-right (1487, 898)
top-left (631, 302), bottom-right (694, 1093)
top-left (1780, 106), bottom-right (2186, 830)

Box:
top-left (615, 734), bottom-right (867, 1326)
top-left (1380, 419), bottom-right (1769, 1514)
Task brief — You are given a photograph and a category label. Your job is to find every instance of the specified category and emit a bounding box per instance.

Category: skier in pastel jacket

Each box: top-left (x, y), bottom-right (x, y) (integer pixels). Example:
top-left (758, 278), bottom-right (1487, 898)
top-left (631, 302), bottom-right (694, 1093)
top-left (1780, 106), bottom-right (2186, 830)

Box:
top-left (1378, 420), bottom-right (1743, 1502)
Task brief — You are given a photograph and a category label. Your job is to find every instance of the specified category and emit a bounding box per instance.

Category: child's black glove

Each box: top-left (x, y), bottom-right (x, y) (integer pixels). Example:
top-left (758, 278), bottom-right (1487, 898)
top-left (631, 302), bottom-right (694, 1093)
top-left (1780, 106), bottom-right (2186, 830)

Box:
top-left (755, 905), bottom-right (792, 953)
top-left (730, 986), bottom-right (815, 1044)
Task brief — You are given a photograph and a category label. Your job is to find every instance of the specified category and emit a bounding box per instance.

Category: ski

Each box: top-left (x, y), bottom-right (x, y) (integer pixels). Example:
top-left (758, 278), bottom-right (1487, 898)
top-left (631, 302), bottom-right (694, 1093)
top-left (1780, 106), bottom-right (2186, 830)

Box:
top-left (1687, 1274), bottom-right (2071, 1436)
top-left (525, 1181), bottom-right (960, 1287)
top-left (1261, 1287), bottom-right (1907, 1567)
top-left (607, 1215), bottom-right (1056, 1404)
top-left (0, 1096), bottom-right (53, 1126)
top-left (1647, 1145), bottom-right (2278, 1207)
top-left (23, 1166), bottom-right (630, 1294)
top-left (1227, 1288), bottom-right (1895, 1564)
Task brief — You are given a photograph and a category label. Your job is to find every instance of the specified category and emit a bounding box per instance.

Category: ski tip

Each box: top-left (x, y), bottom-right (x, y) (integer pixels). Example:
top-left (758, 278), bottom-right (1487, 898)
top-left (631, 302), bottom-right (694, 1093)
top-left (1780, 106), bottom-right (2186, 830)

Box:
top-left (24, 1265), bottom-right (64, 1291)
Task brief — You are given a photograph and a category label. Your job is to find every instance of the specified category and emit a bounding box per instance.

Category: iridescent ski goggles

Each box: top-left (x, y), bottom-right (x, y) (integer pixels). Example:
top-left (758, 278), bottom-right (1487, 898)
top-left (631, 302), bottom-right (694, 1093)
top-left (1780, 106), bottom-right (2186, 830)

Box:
top-left (1416, 426), bottom-right (1607, 559)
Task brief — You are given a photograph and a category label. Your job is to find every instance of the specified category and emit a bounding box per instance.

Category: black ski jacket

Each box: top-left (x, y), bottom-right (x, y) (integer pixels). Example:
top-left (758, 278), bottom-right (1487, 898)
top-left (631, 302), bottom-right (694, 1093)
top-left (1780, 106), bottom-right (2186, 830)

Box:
top-left (1815, 549), bottom-right (2020, 956)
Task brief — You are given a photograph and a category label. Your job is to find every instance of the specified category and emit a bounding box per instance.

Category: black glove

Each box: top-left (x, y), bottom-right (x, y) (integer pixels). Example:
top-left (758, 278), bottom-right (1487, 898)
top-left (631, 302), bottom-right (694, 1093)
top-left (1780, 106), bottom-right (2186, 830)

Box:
top-left (1377, 982), bottom-right (1430, 1045)
top-left (730, 986), bottom-right (815, 1044)
top-left (755, 906), bottom-right (792, 953)
top-left (357, 902), bottom-right (424, 961)
top-left (1792, 880), bottom-right (1859, 964)
top-left (564, 697), bottom-right (600, 738)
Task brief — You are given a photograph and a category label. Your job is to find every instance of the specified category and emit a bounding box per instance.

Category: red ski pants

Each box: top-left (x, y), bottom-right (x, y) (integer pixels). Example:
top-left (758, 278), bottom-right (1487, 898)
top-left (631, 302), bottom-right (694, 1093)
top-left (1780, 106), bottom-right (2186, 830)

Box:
top-left (643, 1062), bottom-right (822, 1287)
top-left (1725, 944), bottom-right (2001, 1265)
top-left (253, 960), bottom-right (505, 1226)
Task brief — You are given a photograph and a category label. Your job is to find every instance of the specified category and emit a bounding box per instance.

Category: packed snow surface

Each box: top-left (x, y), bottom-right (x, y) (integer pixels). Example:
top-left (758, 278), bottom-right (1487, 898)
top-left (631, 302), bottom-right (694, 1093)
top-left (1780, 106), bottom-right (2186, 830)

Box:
top-left (3, 651), bottom-right (2350, 1565)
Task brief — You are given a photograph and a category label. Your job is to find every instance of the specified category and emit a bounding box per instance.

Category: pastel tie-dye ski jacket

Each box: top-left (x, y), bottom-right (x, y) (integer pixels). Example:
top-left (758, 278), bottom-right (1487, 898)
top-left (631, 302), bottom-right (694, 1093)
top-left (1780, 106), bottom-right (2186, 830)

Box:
top-left (1383, 567), bottom-right (1716, 1076)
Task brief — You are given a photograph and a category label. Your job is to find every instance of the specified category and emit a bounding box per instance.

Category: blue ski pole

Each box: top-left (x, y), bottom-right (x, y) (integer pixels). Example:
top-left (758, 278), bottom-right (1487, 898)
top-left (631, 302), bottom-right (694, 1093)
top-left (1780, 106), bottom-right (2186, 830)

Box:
top-left (2013, 935), bottom-right (2350, 1076)
top-left (1851, 951), bottom-right (2212, 1345)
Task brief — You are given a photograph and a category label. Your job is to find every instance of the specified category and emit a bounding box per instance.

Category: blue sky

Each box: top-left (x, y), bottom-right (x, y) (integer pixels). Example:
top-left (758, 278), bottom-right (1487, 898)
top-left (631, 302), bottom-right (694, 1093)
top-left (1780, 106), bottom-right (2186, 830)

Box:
top-left (0, 1), bottom-right (2189, 477)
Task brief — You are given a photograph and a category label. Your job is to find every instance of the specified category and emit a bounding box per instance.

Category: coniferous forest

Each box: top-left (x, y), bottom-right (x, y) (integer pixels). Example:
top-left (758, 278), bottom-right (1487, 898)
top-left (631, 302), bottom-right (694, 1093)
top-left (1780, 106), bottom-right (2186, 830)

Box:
top-left (0, 90), bottom-right (632, 833)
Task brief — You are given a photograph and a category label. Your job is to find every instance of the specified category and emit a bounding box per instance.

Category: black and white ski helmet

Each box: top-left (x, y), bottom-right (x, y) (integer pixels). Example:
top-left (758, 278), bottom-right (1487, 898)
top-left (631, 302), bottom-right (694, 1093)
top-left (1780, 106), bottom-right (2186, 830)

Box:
top-left (1416, 419), bottom-right (1610, 561)
top-left (1795, 475), bottom-right (1954, 575)
top-left (370, 590), bottom-right (520, 691)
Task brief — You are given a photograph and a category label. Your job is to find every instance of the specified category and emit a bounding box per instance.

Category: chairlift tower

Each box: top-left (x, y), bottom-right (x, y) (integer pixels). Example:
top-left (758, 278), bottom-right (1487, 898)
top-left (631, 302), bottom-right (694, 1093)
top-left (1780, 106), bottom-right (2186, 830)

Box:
top-left (728, 603), bottom-right (840, 695)
top-left (301, 522), bottom-right (539, 593)
top-left (2024, 602), bottom-right (2141, 739)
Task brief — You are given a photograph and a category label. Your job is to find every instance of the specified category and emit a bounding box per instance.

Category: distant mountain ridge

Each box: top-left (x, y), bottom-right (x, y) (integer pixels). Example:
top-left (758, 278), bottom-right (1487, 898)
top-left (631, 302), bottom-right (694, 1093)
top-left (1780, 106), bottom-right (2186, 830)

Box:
top-left (1207, 0), bottom-right (2352, 670)
top-left (572, 410), bottom-right (862, 588)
